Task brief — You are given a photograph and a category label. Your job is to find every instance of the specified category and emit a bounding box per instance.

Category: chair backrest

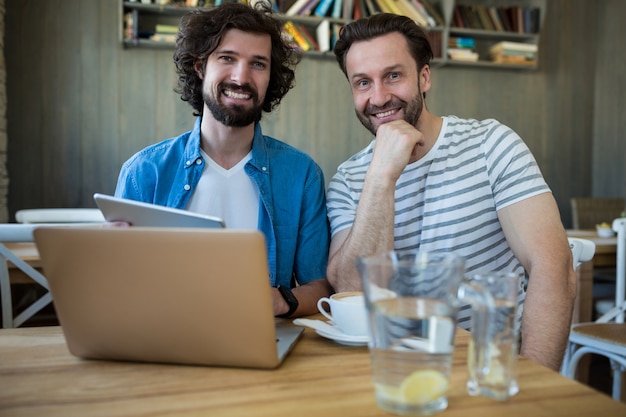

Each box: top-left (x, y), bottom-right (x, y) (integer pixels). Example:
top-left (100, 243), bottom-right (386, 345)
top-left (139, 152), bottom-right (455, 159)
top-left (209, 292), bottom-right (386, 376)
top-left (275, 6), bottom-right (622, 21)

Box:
top-left (15, 208), bottom-right (105, 224)
top-left (570, 197), bottom-right (624, 229)
top-left (603, 217), bottom-right (626, 324)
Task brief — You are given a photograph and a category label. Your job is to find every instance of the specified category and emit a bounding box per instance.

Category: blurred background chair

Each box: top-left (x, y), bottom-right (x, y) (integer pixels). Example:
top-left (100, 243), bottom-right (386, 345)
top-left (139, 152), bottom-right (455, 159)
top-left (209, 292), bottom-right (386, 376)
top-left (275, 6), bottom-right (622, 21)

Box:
top-left (1, 208), bottom-right (105, 328)
top-left (0, 224), bottom-right (50, 328)
top-left (571, 198), bottom-right (624, 319)
top-left (570, 197), bottom-right (624, 230)
top-left (563, 218), bottom-right (626, 402)
top-left (568, 237), bottom-right (596, 269)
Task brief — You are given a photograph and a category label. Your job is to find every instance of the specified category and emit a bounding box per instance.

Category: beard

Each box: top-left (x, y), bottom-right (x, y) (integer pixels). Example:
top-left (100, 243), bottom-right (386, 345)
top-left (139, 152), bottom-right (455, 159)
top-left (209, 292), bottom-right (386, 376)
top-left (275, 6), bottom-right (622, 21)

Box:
top-left (204, 82), bottom-right (264, 127)
top-left (356, 91), bottom-right (423, 136)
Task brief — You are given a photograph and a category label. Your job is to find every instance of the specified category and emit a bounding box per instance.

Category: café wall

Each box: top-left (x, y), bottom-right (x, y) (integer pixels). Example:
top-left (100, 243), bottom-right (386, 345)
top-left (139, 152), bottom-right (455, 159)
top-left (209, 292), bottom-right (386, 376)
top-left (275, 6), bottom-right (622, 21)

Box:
top-left (4, 0), bottom-right (626, 227)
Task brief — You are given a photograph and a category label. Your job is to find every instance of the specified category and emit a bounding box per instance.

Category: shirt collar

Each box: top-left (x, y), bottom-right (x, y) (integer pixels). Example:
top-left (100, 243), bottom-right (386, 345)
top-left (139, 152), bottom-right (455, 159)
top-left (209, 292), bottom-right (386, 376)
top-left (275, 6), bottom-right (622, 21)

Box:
top-left (184, 117), bottom-right (270, 174)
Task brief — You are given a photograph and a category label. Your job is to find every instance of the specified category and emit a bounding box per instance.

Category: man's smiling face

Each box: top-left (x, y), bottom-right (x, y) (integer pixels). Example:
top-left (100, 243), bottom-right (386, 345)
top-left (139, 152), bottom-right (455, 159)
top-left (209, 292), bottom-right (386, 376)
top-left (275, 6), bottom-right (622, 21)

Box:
top-left (345, 32), bottom-right (425, 135)
top-left (201, 28), bottom-right (271, 127)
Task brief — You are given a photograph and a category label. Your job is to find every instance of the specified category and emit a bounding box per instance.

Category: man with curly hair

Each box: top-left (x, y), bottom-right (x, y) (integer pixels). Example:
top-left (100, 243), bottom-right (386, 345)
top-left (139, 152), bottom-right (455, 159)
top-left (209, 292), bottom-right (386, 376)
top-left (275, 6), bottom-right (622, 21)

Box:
top-left (115, 2), bottom-right (332, 318)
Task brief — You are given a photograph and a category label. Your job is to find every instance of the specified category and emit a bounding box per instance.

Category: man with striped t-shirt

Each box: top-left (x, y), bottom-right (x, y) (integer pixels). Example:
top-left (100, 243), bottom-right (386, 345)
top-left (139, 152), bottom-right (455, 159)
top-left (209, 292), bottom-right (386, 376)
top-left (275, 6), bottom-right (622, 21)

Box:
top-left (328, 13), bottom-right (576, 371)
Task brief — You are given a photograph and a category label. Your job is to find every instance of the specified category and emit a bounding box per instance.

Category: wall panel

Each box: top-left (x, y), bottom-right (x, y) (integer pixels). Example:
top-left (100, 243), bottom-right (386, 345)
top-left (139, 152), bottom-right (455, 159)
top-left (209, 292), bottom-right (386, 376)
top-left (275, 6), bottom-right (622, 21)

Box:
top-left (5, 0), bottom-right (625, 227)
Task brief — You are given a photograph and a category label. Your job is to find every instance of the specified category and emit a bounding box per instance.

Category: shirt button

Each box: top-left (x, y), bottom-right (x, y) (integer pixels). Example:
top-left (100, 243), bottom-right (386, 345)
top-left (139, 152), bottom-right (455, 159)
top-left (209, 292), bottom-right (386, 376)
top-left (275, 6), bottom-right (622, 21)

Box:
top-left (184, 184), bottom-right (191, 191)
top-left (186, 160), bottom-right (192, 166)
top-left (262, 166), bottom-right (267, 172)
top-left (196, 159), bottom-right (202, 165)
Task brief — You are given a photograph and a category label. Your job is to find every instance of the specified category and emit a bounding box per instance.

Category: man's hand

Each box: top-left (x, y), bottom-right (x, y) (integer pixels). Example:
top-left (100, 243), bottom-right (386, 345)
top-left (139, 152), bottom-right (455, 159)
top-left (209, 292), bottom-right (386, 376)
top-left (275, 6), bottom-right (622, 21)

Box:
top-left (369, 120), bottom-right (425, 184)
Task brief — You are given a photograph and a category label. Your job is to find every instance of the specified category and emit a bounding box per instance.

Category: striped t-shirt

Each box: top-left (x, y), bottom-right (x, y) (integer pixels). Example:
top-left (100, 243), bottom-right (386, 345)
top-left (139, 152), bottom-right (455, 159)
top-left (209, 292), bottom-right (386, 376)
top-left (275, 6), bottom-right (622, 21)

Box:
top-left (327, 116), bottom-right (551, 329)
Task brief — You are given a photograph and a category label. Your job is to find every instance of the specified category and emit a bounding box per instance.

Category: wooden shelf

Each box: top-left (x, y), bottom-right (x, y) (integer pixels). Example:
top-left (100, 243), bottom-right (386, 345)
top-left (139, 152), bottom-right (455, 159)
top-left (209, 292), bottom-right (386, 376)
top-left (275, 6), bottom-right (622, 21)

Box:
top-left (121, 0), bottom-right (545, 70)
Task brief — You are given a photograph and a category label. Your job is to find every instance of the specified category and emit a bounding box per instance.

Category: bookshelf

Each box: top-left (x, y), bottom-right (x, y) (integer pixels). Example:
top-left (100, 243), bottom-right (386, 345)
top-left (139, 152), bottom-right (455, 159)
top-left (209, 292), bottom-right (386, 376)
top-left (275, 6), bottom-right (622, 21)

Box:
top-left (121, 0), bottom-right (545, 69)
top-left (440, 0), bottom-right (545, 70)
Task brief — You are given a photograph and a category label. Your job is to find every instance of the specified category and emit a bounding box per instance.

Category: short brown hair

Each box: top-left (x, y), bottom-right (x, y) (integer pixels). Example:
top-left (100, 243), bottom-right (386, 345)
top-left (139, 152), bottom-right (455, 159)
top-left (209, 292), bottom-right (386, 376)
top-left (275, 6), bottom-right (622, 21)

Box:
top-left (334, 13), bottom-right (433, 77)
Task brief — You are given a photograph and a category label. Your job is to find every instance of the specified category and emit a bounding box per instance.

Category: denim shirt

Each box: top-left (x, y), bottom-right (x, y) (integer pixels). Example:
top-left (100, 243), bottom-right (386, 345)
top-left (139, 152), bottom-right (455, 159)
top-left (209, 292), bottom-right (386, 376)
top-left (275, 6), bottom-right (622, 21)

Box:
top-left (115, 118), bottom-right (329, 288)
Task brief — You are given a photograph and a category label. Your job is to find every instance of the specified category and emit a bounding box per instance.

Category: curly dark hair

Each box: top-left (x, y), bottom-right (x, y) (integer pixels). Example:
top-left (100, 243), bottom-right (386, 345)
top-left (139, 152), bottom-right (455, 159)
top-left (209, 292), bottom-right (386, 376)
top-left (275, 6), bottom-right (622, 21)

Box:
top-left (333, 13), bottom-right (433, 77)
top-left (173, 2), bottom-right (301, 116)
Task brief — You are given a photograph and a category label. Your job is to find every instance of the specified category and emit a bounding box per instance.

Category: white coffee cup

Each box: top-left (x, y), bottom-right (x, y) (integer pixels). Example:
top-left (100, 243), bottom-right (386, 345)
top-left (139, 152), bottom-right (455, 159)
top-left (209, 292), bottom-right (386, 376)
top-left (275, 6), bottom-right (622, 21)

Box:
top-left (317, 291), bottom-right (368, 337)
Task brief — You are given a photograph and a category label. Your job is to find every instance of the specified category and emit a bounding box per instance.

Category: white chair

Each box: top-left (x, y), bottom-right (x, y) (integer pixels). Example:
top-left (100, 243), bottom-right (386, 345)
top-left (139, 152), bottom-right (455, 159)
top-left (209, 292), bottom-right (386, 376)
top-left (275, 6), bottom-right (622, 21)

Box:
top-left (569, 237), bottom-right (596, 270)
top-left (1, 209), bottom-right (104, 328)
top-left (0, 224), bottom-right (51, 328)
top-left (563, 218), bottom-right (626, 402)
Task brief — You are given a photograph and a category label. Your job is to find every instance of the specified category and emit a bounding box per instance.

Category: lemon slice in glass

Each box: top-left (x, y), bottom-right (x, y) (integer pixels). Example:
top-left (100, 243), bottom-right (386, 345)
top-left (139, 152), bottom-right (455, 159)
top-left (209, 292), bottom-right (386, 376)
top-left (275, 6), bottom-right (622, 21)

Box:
top-left (399, 370), bottom-right (448, 405)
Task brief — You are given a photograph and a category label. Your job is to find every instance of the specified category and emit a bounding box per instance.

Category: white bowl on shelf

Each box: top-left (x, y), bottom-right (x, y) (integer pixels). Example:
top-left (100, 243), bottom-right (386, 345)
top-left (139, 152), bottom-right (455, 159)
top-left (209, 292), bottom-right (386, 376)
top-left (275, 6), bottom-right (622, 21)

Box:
top-left (596, 226), bottom-right (615, 238)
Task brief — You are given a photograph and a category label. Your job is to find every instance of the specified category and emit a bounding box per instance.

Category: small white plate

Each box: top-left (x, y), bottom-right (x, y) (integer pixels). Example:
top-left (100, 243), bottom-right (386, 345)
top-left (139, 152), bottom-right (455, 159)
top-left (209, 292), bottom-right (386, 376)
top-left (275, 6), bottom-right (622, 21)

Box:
top-left (293, 318), bottom-right (369, 346)
top-left (314, 327), bottom-right (369, 346)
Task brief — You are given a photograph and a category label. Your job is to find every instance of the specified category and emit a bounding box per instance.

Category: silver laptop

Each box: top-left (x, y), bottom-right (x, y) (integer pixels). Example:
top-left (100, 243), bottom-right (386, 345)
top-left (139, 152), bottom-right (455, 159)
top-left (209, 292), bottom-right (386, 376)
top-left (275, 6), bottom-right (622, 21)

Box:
top-left (94, 193), bottom-right (226, 228)
top-left (33, 226), bottom-right (303, 369)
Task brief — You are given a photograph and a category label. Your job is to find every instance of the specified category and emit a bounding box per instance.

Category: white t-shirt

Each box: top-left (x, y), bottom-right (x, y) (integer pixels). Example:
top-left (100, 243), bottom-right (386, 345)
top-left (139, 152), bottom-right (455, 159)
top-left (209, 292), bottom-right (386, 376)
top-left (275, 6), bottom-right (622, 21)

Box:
top-left (327, 116), bottom-right (551, 329)
top-left (186, 150), bottom-right (259, 229)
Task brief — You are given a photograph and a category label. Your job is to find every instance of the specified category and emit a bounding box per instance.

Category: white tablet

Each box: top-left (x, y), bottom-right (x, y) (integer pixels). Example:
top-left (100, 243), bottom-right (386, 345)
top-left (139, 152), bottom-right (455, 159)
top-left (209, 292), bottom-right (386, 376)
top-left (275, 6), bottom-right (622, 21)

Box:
top-left (93, 193), bottom-right (225, 229)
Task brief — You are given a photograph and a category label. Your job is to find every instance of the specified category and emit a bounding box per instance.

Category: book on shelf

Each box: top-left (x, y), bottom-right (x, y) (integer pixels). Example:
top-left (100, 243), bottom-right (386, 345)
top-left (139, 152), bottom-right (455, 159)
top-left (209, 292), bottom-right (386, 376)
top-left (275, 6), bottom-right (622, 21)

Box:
top-left (487, 6), bottom-right (505, 32)
top-left (428, 30), bottom-right (442, 58)
top-left (393, 0), bottom-right (429, 27)
top-left (330, 22), bottom-right (342, 49)
top-left (363, 0), bottom-right (381, 16)
top-left (488, 41), bottom-right (537, 65)
top-left (342, 0), bottom-right (354, 20)
top-left (505, 6), bottom-right (520, 32)
top-left (123, 11), bottom-right (136, 40)
top-left (331, 0), bottom-right (344, 18)
top-left (374, 0), bottom-right (392, 14)
top-left (298, 0), bottom-right (322, 16)
top-left (473, 5), bottom-right (494, 31)
top-left (297, 23), bottom-right (320, 51)
top-left (275, 0), bottom-right (296, 13)
top-left (283, 21), bottom-right (312, 51)
top-left (352, 0), bottom-right (362, 19)
top-left (451, 4), bottom-right (540, 34)
top-left (452, 4), bottom-right (464, 28)
top-left (410, 0), bottom-right (436, 27)
top-left (418, 0), bottom-right (445, 26)
top-left (316, 18), bottom-right (331, 52)
top-left (490, 54), bottom-right (536, 65)
top-left (489, 41), bottom-right (538, 54)
top-left (285, 0), bottom-right (311, 15)
top-left (150, 33), bottom-right (177, 43)
top-left (448, 36), bottom-right (475, 49)
top-left (314, 0), bottom-right (335, 17)
top-left (384, 0), bottom-right (404, 16)
top-left (447, 47), bottom-right (478, 62)
top-left (465, 5), bottom-right (482, 29)
top-left (154, 24), bottom-right (178, 34)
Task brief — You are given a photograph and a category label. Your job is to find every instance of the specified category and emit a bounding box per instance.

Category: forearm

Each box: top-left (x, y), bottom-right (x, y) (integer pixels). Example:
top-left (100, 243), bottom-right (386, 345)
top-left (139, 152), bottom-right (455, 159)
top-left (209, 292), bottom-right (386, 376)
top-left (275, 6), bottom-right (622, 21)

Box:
top-left (327, 178), bottom-right (396, 292)
top-left (272, 279), bottom-right (333, 318)
top-left (520, 264), bottom-right (577, 371)
top-left (291, 278), bottom-right (334, 316)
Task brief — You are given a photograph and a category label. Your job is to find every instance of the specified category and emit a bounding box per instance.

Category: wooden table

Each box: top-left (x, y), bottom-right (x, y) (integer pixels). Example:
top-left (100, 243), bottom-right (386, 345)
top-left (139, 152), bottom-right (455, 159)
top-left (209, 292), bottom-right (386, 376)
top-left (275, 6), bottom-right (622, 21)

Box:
top-left (567, 230), bottom-right (618, 324)
top-left (5, 234), bottom-right (614, 325)
top-left (1, 324), bottom-right (625, 417)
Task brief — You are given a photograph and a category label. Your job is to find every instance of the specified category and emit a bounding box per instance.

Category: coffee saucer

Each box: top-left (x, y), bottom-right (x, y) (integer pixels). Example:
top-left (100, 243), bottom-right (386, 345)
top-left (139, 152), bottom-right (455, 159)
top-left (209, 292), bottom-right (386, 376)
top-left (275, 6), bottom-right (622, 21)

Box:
top-left (293, 318), bottom-right (369, 346)
top-left (314, 328), bottom-right (369, 346)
